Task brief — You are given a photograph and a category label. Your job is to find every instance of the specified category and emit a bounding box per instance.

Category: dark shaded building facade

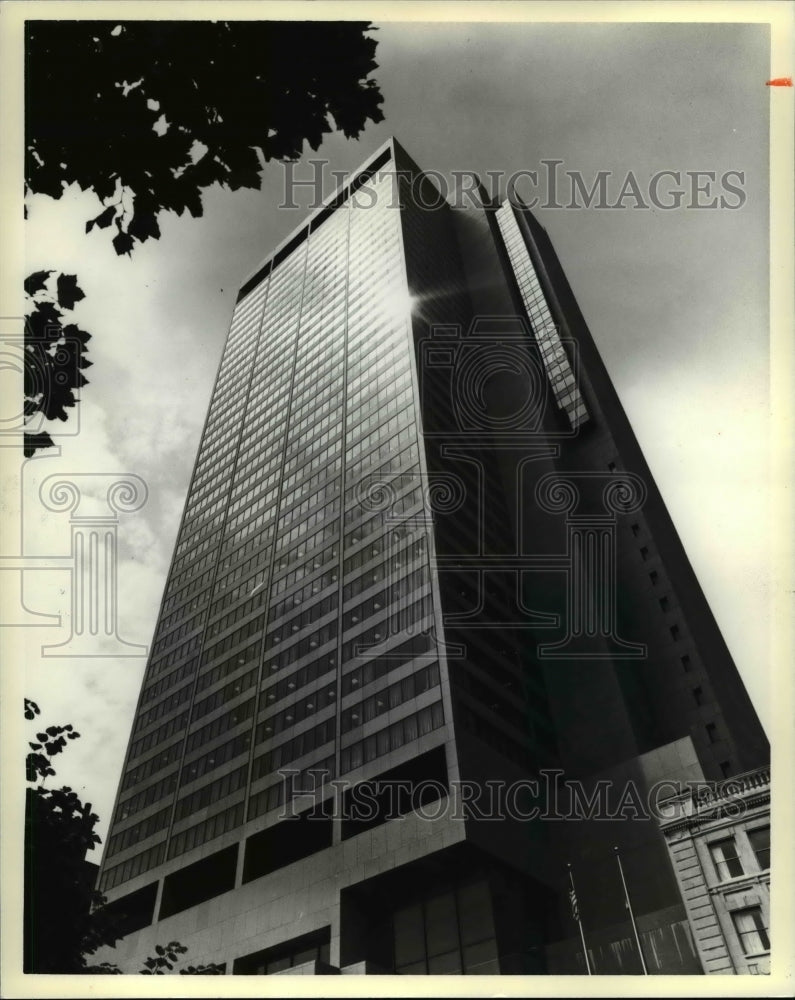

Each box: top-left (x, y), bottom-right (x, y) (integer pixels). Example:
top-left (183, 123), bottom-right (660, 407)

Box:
top-left (94, 138), bottom-right (768, 975)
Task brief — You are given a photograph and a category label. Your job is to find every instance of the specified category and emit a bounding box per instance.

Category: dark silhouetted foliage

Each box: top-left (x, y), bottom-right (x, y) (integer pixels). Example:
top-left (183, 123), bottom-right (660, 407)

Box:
top-left (23, 21), bottom-right (382, 454)
top-left (25, 20), bottom-right (384, 255)
top-left (24, 700), bottom-right (223, 974)
top-left (24, 775), bottom-right (117, 971)
top-left (23, 270), bottom-right (92, 457)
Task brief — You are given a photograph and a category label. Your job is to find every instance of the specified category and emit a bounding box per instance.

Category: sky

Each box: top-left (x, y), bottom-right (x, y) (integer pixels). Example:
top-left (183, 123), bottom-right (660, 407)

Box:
top-left (6, 13), bottom-right (783, 853)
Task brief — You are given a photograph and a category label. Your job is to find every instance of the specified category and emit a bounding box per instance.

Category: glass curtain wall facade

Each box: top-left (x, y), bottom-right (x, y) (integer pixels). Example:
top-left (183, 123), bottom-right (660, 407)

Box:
top-left (99, 148), bottom-right (445, 897)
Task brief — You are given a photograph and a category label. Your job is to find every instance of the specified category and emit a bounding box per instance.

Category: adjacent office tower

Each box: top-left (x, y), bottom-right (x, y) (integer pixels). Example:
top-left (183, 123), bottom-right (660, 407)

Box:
top-left (95, 138), bottom-right (768, 975)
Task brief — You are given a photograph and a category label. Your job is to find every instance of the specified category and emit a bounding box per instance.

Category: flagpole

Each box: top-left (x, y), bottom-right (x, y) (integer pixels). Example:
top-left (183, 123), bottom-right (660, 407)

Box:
top-left (566, 863), bottom-right (592, 975)
top-left (613, 846), bottom-right (649, 975)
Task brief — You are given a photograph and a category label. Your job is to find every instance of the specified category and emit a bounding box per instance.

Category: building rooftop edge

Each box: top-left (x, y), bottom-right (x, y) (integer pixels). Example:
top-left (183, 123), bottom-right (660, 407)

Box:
top-left (236, 136), bottom-right (405, 301)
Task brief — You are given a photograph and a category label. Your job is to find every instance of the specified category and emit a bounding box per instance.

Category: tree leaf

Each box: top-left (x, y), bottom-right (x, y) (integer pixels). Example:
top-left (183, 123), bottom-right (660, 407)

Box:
top-left (127, 209), bottom-right (161, 243)
top-left (56, 274), bottom-right (86, 310)
top-left (86, 204), bottom-right (116, 233)
top-left (24, 271), bottom-right (52, 296)
top-left (112, 231), bottom-right (134, 256)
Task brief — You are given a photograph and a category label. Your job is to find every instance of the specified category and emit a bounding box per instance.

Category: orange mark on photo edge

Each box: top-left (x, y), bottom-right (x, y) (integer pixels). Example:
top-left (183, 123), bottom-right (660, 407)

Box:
top-left (766, 77), bottom-right (793, 87)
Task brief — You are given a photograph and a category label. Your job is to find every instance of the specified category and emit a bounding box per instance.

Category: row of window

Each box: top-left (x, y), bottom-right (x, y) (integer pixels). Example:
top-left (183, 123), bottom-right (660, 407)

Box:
top-left (152, 609), bottom-right (205, 658)
top-left (344, 476), bottom-right (423, 535)
top-left (173, 508), bottom-right (225, 559)
top-left (256, 684), bottom-right (337, 741)
top-left (115, 770), bottom-right (178, 823)
top-left (221, 505), bottom-right (276, 553)
top-left (133, 681), bottom-right (192, 735)
top-left (100, 842), bottom-right (165, 892)
top-left (279, 456), bottom-right (341, 515)
top-left (267, 594), bottom-right (337, 645)
top-left (195, 416), bottom-right (239, 465)
top-left (343, 443), bottom-right (418, 510)
top-left (214, 544), bottom-right (272, 596)
top-left (168, 801), bottom-right (244, 860)
top-left (345, 319), bottom-right (408, 394)
top-left (239, 380), bottom-right (290, 434)
top-left (209, 567), bottom-right (268, 621)
top-left (343, 567), bottom-right (428, 635)
top-left (233, 436), bottom-right (284, 487)
top-left (290, 363), bottom-right (344, 412)
top-left (129, 711), bottom-right (189, 762)
top-left (163, 547), bottom-right (218, 599)
top-left (169, 527), bottom-right (222, 578)
top-left (284, 402), bottom-right (343, 460)
top-left (247, 755), bottom-right (335, 823)
top-left (341, 635), bottom-right (437, 696)
top-left (343, 491), bottom-right (423, 555)
top-left (343, 542), bottom-right (428, 612)
top-left (287, 376), bottom-right (342, 434)
top-left (346, 358), bottom-right (412, 423)
top-left (224, 484), bottom-right (278, 535)
top-left (148, 632), bottom-right (203, 679)
top-left (174, 764), bottom-right (247, 822)
top-left (218, 525), bottom-right (273, 573)
top-left (181, 478), bottom-right (226, 525)
top-left (184, 698), bottom-right (255, 755)
top-left (275, 497), bottom-right (340, 553)
top-left (200, 613), bottom-right (266, 667)
top-left (342, 528), bottom-right (426, 582)
top-left (180, 731), bottom-right (252, 789)
top-left (252, 716), bottom-right (335, 779)
top-left (228, 466), bottom-right (280, 518)
top-left (276, 478), bottom-right (341, 535)
top-left (262, 621), bottom-right (338, 675)
top-left (495, 204), bottom-right (588, 431)
top-left (709, 827), bottom-right (770, 880)
top-left (196, 640), bottom-right (259, 694)
top-left (187, 455), bottom-right (233, 499)
top-left (260, 654), bottom-right (337, 713)
top-left (234, 417), bottom-right (287, 478)
top-left (268, 567), bottom-right (337, 624)
top-left (281, 438), bottom-right (342, 495)
top-left (121, 741), bottom-right (183, 792)
top-left (161, 565), bottom-right (214, 617)
top-left (283, 423), bottom-right (342, 478)
top-left (347, 339), bottom-right (411, 409)
top-left (206, 591), bottom-right (267, 642)
top-left (106, 805), bottom-right (170, 859)
top-left (392, 880), bottom-right (498, 975)
top-left (346, 424), bottom-right (418, 486)
top-left (270, 540), bottom-right (339, 599)
top-left (341, 663), bottom-right (441, 734)
top-left (346, 312), bottom-right (405, 368)
top-left (191, 666), bottom-right (258, 722)
top-left (341, 595), bottom-right (434, 664)
top-left (158, 590), bottom-right (211, 636)
top-left (340, 700), bottom-right (445, 774)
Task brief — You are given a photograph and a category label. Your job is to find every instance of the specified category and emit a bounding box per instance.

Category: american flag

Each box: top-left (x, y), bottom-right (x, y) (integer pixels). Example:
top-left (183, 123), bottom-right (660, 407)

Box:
top-left (568, 885), bottom-right (579, 923)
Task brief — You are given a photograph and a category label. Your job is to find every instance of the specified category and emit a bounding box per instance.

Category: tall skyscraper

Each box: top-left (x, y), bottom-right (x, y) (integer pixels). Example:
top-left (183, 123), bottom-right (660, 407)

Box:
top-left (94, 138), bottom-right (768, 975)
